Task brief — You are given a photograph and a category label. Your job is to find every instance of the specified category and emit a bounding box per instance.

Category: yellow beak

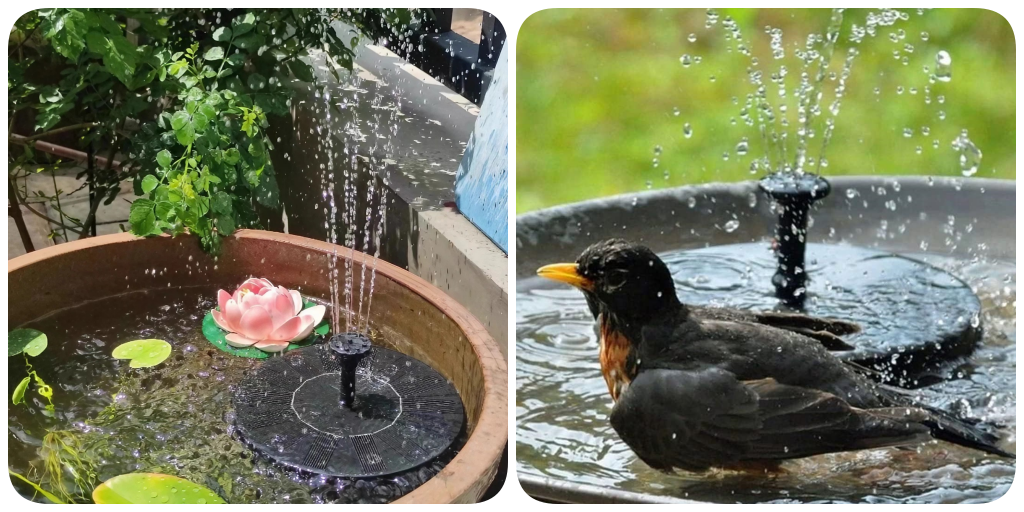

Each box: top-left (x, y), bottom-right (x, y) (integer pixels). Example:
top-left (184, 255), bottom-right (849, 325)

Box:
top-left (537, 263), bottom-right (594, 291)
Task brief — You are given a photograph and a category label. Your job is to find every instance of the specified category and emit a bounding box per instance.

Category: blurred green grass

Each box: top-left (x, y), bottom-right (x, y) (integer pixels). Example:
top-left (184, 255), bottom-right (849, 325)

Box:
top-left (516, 9), bottom-right (1015, 213)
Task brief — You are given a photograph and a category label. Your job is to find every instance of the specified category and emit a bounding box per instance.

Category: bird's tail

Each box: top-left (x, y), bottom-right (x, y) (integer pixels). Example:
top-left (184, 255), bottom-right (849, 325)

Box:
top-left (913, 405), bottom-right (1015, 459)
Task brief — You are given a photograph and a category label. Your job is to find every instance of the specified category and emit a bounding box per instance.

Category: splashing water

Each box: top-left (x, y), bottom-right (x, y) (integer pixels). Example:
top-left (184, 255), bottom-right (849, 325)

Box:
top-left (675, 9), bottom-right (973, 181)
top-left (307, 13), bottom-right (416, 335)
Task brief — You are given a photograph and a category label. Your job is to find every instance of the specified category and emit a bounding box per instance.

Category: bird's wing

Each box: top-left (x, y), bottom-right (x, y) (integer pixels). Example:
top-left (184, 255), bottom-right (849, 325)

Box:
top-left (609, 368), bottom-right (930, 472)
top-left (689, 306), bottom-right (859, 351)
top-left (752, 311), bottom-right (860, 351)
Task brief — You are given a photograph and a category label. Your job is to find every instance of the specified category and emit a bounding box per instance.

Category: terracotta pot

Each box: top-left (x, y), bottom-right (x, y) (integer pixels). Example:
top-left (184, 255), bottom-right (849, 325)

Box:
top-left (8, 229), bottom-right (507, 504)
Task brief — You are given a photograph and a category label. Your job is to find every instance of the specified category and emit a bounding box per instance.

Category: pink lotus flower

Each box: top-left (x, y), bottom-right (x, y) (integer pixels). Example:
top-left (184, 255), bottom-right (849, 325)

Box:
top-left (211, 278), bottom-right (326, 353)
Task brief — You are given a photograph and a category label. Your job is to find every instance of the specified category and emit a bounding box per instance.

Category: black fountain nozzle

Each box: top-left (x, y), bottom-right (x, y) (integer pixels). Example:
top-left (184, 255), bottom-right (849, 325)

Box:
top-left (759, 171), bottom-right (831, 309)
top-left (329, 332), bottom-right (372, 409)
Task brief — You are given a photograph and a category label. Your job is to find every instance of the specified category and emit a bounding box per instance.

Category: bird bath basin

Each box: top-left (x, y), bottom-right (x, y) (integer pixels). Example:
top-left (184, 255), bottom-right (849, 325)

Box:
top-left (515, 176), bottom-right (1015, 503)
top-left (8, 230), bottom-right (506, 503)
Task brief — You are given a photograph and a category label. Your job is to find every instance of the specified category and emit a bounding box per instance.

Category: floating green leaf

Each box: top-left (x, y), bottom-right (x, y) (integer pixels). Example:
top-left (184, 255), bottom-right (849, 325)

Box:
top-left (12, 377), bottom-right (30, 405)
top-left (202, 300), bottom-right (328, 359)
top-left (92, 473), bottom-right (225, 504)
top-left (9, 328), bottom-right (47, 357)
top-left (111, 339), bottom-right (171, 368)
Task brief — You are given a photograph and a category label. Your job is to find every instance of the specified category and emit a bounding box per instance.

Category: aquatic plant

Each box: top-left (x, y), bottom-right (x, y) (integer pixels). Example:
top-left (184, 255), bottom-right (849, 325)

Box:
top-left (9, 469), bottom-right (65, 504)
top-left (93, 473), bottom-right (226, 504)
top-left (9, 328), bottom-right (55, 415)
top-left (210, 278), bottom-right (326, 352)
top-left (111, 338), bottom-right (172, 368)
top-left (40, 430), bottom-right (98, 503)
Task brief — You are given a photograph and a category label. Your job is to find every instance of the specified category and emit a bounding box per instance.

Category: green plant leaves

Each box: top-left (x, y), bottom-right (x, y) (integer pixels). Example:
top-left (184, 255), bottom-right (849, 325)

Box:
top-left (202, 299), bottom-right (328, 359)
top-left (85, 30), bottom-right (138, 86)
top-left (23, 8), bottom-right (404, 258)
top-left (170, 111), bottom-right (190, 131)
top-left (111, 339), bottom-right (172, 368)
top-left (92, 473), bottom-right (225, 504)
top-left (212, 26), bottom-right (232, 42)
top-left (174, 121), bottom-right (196, 146)
top-left (141, 175), bottom-right (159, 194)
top-left (129, 199), bottom-right (160, 236)
top-left (232, 13), bottom-right (256, 36)
top-left (246, 73), bottom-right (267, 91)
top-left (156, 149), bottom-right (173, 169)
top-left (9, 328), bottom-right (48, 357)
top-left (286, 60), bottom-right (316, 83)
top-left (40, 9), bottom-right (89, 60)
top-left (12, 377), bottom-right (30, 405)
top-left (168, 59), bottom-right (188, 78)
top-left (191, 111), bottom-right (210, 132)
top-left (155, 201), bottom-right (175, 221)
top-left (211, 191), bottom-right (233, 214)
top-left (215, 214), bottom-right (236, 235)
top-left (203, 46), bottom-right (225, 61)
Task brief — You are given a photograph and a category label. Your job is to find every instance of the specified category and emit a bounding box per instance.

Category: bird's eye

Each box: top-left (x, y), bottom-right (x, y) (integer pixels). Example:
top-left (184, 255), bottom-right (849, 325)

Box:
top-left (604, 269), bottom-right (628, 289)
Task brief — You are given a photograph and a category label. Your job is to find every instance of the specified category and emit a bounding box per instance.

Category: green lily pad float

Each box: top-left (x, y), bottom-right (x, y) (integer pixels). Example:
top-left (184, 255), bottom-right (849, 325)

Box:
top-left (202, 299), bottom-right (329, 359)
top-left (112, 339), bottom-right (172, 368)
top-left (9, 328), bottom-right (47, 357)
top-left (92, 473), bottom-right (226, 504)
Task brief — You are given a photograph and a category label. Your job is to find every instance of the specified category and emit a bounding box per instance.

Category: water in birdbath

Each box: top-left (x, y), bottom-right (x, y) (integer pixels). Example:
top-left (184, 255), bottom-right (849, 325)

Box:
top-left (517, 252), bottom-right (1014, 503)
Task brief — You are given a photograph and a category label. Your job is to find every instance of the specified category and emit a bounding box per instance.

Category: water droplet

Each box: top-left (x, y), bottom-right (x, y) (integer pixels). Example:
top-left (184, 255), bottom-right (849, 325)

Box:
top-left (687, 196), bottom-right (697, 208)
top-left (934, 51), bottom-right (952, 82)
top-left (705, 9), bottom-right (720, 28)
top-left (679, 54), bottom-right (692, 68)
top-left (903, 128), bottom-right (913, 138)
top-left (735, 138), bottom-right (749, 156)
top-left (724, 220), bottom-right (740, 233)
top-left (952, 130), bottom-right (982, 176)
top-left (683, 123), bottom-right (693, 138)
top-left (688, 33), bottom-right (697, 43)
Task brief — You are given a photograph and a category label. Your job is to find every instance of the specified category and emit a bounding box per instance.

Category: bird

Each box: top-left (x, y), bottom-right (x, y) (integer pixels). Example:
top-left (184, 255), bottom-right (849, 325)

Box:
top-left (536, 238), bottom-right (1013, 473)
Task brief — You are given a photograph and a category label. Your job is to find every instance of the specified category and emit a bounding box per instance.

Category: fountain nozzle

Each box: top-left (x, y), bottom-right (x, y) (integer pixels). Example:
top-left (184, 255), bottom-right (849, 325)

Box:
top-left (329, 333), bottom-right (372, 409)
top-left (759, 172), bottom-right (831, 309)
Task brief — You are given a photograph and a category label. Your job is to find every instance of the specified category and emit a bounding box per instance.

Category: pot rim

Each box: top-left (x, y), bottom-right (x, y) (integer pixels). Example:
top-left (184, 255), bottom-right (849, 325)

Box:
top-left (515, 175), bottom-right (1014, 225)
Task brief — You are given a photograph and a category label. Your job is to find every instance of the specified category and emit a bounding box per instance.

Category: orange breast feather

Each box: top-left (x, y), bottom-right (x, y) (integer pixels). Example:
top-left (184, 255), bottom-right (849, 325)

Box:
top-left (599, 319), bottom-right (632, 401)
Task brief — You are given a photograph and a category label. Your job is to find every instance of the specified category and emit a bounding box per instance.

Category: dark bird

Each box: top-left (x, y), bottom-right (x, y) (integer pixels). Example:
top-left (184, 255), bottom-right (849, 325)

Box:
top-left (537, 239), bottom-right (1013, 473)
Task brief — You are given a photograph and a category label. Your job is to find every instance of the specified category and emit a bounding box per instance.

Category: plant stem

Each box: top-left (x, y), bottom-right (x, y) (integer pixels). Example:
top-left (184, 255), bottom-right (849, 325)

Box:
top-left (49, 170), bottom-right (69, 242)
top-left (14, 191), bottom-right (85, 236)
top-left (9, 123), bottom-right (101, 145)
top-left (8, 470), bottom-right (65, 504)
top-left (215, 35), bottom-right (235, 78)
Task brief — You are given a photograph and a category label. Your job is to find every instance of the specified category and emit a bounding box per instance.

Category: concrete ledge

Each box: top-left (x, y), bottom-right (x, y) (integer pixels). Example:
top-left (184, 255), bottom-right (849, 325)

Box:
top-left (263, 27), bottom-right (508, 357)
top-left (411, 210), bottom-right (508, 358)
